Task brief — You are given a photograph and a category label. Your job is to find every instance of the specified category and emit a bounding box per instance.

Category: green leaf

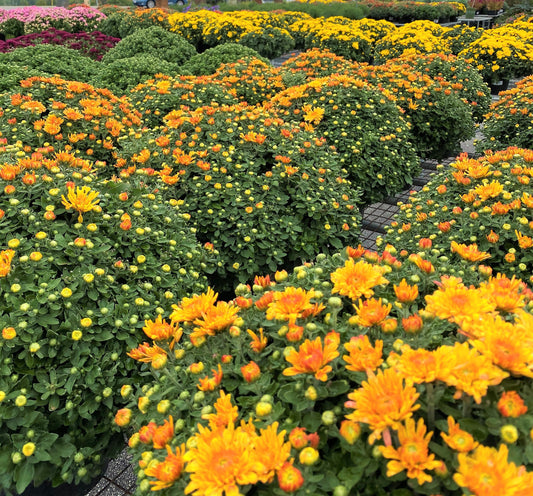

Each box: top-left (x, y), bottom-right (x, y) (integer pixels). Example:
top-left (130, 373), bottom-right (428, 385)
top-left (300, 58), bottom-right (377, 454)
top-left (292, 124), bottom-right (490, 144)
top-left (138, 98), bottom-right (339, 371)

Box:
top-left (15, 462), bottom-right (35, 494)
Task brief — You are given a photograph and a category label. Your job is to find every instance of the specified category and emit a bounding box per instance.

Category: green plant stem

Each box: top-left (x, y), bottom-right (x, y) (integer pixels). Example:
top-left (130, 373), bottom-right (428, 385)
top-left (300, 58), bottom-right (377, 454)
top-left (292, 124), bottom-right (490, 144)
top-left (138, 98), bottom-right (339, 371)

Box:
top-left (426, 382), bottom-right (435, 432)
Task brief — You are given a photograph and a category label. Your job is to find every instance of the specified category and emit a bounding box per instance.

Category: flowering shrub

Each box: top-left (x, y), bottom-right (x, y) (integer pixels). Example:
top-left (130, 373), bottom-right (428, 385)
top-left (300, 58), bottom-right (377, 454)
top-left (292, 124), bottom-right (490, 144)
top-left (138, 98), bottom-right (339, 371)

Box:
top-left (363, 0), bottom-right (465, 22)
top-left (458, 27), bottom-right (533, 83)
top-left (212, 58), bottom-right (286, 106)
top-left (477, 76), bottom-right (533, 151)
top-left (0, 64), bottom-right (48, 94)
top-left (168, 10), bottom-right (221, 52)
top-left (238, 27), bottom-right (295, 60)
top-left (0, 44), bottom-right (100, 83)
top-left (0, 76), bottom-right (142, 165)
top-left (116, 244), bottom-right (533, 496)
top-left (279, 48), bottom-right (357, 81)
top-left (373, 21), bottom-right (450, 64)
top-left (201, 12), bottom-right (258, 49)
top-left (0, 6), bottom-right (106, 35)
top-left (0, 154), bottom-right (216, 494)
top-left (95, 55), bottom-right (186, 97)
top-left (440, 24), bottom-right (484, 56)
top-left (182, 43), bottom-right (268, 76)
top-left (114, 8), bottom-right (171, 38)
top-left (114, 103), bottom-right (361, 289)
top-left (382, 147), bottom-right (533, 284)
top-left (101, 26), bottom-right (196, 66)
top-left (354, 60), bottom-right (476, 159)
top-left (396, 52), bottom-right (491, 124)
top-left (304, 19), bottom-right (373, 63)
top-left (0, 28), bottom-right (119, 61)
top-left (128, 74), bottom-right (239, 129)
top-left (269, 75), bottom-right (419, 205)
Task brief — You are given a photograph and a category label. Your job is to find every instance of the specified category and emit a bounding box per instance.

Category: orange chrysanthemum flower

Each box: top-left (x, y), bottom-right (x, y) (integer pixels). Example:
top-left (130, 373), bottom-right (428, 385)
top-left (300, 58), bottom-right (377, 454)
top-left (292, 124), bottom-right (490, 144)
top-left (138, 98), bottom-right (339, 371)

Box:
top-left (206, 390), bottom-right (239, 430)
top-left (479, 274), bottom-right (525, 313)
top-left (394, 279), bottom-right (419, 303)
top-left (467, 312), bottom-right (533, 378)
top-left (0, 249), bottom-right (15, 278)
top-left (254, 422), bottom-right (292, 483)
top-left (277, 462), bottom-right (304, 493)
top-left (498, 391), bottom-right (528, 418)
top-left (127, 342), bottom-right (167, 369)
top-left (0, 163), bottom-right (21, 180)
top-left (247, 328), bottom-right (267, 353)
top-left (454, 444), bottom-right (532, 496)
top-left (345, 368), bottom-right (420, 444)
top-left (434, 342), bottom-right (509, 404)
top-left (143, 315), bottom-right (183, 344)
top-left (408, 254), bottom-right (435, 274)
top-left (145, 444), bottom-right (185, 491)
top-left (379, 417), bottom-right (441, 485)
top-left (441, 416), bottom-right (478, 453)
top-left (352, 298), bottom-right (391, 327)
top-left (472, 180), bottom-right (504, 201)
top-left (394, 346), bottom-right (448, 384)
top-left (330, 258), bottom-right (389, 301)
top-left (283, 331), bottom-right (340, 382)
top-left (170, 287), bottom-right (218, 323)
top-left (516, 230), bottom-right (533, 249)
top-left (425, 276), bottom-right (496, 328)
top-left (265, 287), bottom-right (320, 325)
top-left (184, 422), bottom-right (265, 496)
top-left (343, 335), bottom-right (383, 372)
top-left (192, 301), bottom-right (240, 341)
top-left (451, 241), bottom-right (491, 263)
top-left (197, 364), bottom-right (223, 392)
top-left (61, 185), bottom-right (100, 223)
top-left (152, 416), bottom-right (175, 450)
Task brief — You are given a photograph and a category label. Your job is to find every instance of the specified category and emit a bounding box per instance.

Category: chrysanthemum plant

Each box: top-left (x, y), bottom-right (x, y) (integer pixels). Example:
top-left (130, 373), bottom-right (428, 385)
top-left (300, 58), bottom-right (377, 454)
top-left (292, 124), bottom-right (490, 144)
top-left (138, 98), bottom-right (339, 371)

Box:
top-left (382, 147), bottom-right (533, 285)
top-left (0, 153), bottom-right (217, 494)
top-left (114, 102), bottom-right (361, 290)
top-left (267, 74), bottom-right (420, 205)
top-left (117, 245), bottom-right (533, 496)
top-left (0, 76), bottom-right (142, 167)
top-left (477, 76), bottom-right (533, 152)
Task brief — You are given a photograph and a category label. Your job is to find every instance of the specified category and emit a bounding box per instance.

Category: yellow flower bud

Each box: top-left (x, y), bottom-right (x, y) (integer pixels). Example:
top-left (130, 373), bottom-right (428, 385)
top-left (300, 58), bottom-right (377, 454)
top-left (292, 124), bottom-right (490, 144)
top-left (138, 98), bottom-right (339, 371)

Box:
top-left (22, 442), bottom-right (36, 457)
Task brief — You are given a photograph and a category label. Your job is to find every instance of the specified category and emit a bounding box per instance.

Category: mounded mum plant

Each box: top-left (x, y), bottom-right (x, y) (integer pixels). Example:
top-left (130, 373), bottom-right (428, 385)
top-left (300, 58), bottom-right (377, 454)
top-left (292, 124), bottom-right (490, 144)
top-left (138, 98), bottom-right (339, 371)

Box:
top-left (0, 76), bottom-right (142, 167)
top-left (181, 43), bottom-right (269, 76)
top-left (476, 76), bottom-right (533, 152)
top-left (268, 74), bottom-right (420, 205)
top-left (0, 152), bottom-right (217, 494)
top-left (382, 147), bottom-right (533, 285)
top-left (211, 57), bottom-right (286, 106)
top-left (113, 103), bottom-right (361, 290)
top-left (354, 60), bottom-right (476, 159)
top-left (116, 244), bottom-right (533, 496)
top-left (396, 52), bottom-right (491, 124)
top-left (279, 48), bottom-right (357, 81)
top-left (100, 26), bottom-right (197, 66)
top-left (127, 74), bottom-right (239, 129)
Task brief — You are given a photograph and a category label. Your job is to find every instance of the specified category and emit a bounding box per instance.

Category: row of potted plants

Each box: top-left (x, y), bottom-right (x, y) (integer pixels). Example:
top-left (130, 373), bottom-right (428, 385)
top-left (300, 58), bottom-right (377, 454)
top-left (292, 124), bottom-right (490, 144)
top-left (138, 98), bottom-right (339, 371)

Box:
top-left (0, 6), bottom-right (532, 496)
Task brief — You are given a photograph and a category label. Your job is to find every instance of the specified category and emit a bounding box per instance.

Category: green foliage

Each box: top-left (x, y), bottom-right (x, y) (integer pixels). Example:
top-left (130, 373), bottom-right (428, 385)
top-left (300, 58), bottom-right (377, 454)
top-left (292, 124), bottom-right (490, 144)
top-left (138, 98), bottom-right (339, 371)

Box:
top-left (92, 55), bottom-right (185, 96)
top-left (101, 26), bottom-right (197, 66)
top-left (182, 43), bottom-right (269, 76)
top-left (0, 18), bottom-right (25, 38)
top-left (238, 27), bottom-right (295, 60)
top-left (95, 11), bottom-right (125, 39)
top-left (0, 64), bottom-right (50, 93)
top-left (0, 158), bottom-right (216, 494)
top-left (0, 44), bottom-right (100, 83)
